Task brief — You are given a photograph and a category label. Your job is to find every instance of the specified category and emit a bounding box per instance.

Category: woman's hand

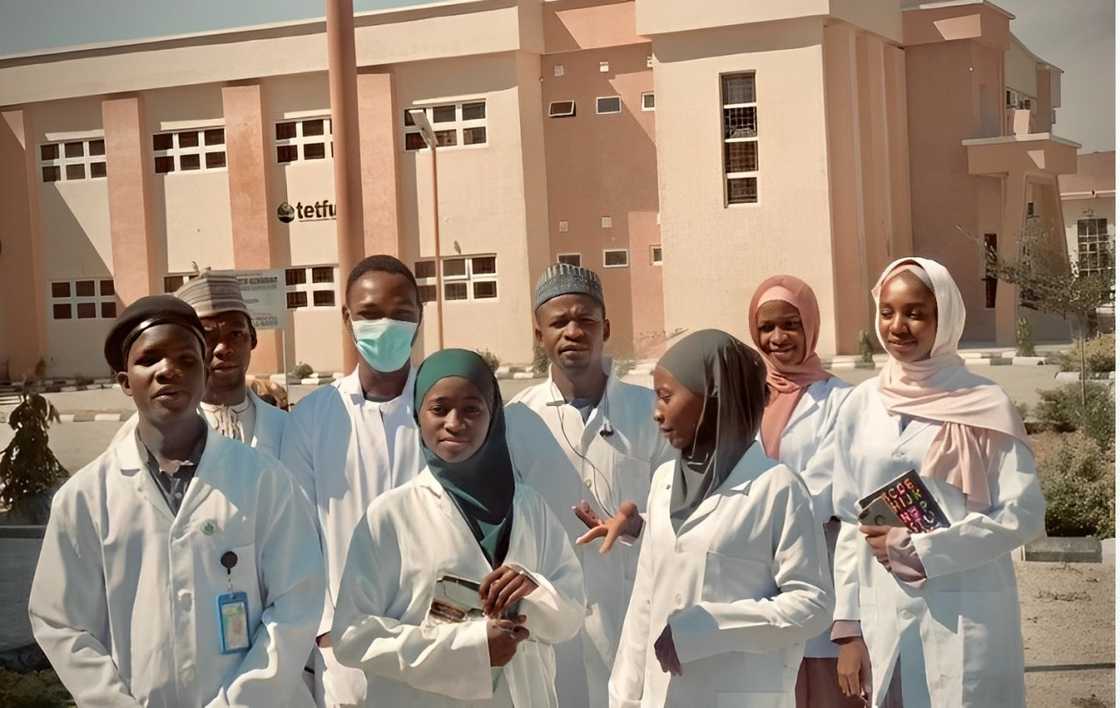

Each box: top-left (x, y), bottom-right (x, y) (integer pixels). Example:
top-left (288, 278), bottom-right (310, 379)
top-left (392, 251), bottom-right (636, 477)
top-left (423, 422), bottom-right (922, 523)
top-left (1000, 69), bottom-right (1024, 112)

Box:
top-left (653, 624), bottom-right (682, 676)
top-left (836, 637), bottom-right (870, 702)
top-left (480, 565), bottom-right (539, 618)
top-left (859, 525), bottom-right (892, 568)
top-left (486, 617), bottom-right (530, 667)
top-left (574, 500), bottom-right (643, 554)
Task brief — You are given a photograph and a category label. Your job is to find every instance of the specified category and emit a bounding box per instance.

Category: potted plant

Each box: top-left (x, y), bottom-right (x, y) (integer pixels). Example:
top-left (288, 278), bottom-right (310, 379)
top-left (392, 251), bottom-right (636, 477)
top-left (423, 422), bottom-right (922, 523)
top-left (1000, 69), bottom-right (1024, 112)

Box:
top-left (0, 383), bottom-right (68, 525)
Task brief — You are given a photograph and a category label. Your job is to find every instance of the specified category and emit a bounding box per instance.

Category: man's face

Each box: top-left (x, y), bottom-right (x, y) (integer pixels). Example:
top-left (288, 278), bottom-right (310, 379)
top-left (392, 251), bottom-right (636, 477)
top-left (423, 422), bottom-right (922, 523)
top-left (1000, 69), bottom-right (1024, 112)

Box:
top-left (201, 312), bottom-right (253, 394)
top-left (534, 294), bottom-right (610, 377)
top-left (342, 271), bottom-right (421, 327)
top-left (117, 324), bottom-right (207, 427)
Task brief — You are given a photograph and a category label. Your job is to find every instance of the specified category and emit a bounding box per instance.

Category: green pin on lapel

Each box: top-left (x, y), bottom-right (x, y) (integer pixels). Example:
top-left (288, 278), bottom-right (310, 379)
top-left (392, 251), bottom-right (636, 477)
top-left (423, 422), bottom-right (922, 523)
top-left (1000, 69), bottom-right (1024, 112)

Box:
top-left (202, 520), bottom-right (217, 536)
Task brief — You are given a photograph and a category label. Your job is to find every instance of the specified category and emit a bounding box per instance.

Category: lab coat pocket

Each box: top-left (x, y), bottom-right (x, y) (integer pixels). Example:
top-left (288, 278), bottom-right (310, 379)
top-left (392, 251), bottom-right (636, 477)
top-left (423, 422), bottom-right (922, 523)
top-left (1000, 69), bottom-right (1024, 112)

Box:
top-left (702, 551), bottom-right (771, 605)
top-left (958, 590), bottom-right (1018, 682)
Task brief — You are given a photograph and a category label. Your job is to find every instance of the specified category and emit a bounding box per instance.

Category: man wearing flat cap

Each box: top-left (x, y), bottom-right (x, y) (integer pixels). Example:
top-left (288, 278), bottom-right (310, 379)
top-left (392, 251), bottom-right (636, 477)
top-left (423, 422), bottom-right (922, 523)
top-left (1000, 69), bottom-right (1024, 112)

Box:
top-left (29, 295), bottom-right (324, 707)
top-left (504, 263), bottom-right (673, 708)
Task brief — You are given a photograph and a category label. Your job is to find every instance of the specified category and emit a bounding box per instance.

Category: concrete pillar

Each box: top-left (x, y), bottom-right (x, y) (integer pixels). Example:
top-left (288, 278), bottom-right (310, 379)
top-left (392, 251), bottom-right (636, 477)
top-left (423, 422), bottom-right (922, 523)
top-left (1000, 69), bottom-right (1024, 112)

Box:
top-left (995, 171), bottom-right (1028, 346)
top-left (103, 96), bottom-right (158, 305)
top-left (223, 82), bottom-right (283, 375)
top-left (357, 71), bottom-right (403, 258)
top-left (823, 23), bottom-right (869, 354)
top-left (858, 33), bottom-right (892, 279)
top-left (884, 45), bottom-right (914, 260)
top-left (0, 110), bottom-right (48, 379)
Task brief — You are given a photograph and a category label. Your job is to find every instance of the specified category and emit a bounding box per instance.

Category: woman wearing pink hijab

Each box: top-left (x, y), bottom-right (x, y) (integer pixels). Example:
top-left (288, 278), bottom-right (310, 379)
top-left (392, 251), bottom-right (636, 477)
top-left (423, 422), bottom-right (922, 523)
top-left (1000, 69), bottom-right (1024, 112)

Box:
top-left (749, 275), bottom-right (857, 708)
top-left (830, 258), bottom-right (1044, 708)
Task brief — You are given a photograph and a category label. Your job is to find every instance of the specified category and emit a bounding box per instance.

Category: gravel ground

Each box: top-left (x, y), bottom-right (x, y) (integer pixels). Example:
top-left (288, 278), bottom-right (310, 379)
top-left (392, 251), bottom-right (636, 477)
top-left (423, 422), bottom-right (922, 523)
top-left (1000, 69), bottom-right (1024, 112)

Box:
top-left (1019, 561), bottom-right (1115, 707)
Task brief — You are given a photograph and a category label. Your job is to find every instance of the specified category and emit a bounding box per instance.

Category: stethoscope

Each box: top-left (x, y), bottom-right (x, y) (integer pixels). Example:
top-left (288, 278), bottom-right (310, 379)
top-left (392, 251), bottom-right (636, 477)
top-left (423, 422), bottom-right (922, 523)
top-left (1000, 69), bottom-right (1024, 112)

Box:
top-left (544, 379), bottom-right (620, 518)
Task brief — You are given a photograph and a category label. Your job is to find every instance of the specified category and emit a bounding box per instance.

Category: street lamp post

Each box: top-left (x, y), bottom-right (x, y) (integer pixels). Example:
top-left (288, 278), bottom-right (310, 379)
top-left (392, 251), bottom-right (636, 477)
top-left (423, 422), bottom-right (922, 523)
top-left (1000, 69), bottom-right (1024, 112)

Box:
top-left (408, 108), bottom-right (445, 350)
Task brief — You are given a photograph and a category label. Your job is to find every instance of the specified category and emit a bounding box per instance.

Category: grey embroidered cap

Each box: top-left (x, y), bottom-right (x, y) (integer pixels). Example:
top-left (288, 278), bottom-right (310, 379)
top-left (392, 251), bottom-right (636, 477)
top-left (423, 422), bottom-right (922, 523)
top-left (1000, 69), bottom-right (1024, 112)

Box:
top-left (533, 263), bottom-right (605, 311)
top-left (175, 272), bottom-right (251, 320)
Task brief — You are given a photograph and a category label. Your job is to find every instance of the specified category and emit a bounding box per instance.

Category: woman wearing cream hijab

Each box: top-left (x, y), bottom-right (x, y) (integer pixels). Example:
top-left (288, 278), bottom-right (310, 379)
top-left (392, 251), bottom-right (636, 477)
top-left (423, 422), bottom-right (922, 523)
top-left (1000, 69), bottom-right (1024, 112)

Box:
top-left (829, 258), bottom-right (1044, 707)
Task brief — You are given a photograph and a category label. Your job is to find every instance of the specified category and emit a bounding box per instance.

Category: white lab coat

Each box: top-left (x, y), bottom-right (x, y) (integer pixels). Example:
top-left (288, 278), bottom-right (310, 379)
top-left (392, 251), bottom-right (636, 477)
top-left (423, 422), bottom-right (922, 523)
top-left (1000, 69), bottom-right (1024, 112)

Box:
top-left (759, 377), bottom-right (850, 658)
top-left (29, 429), bottom-right (324, 708)
top-left (112, 390), bottom-right (287, 458)
top-left (830, 379), bottom-right (1045, 708)
top-left (609, 444), bottom-right (834, 708)
top-left (504, 371), bottom-right (673, 708)
top-left (330, 469), bottom-right (586, 708)
top-left (281, 367), bottom-right (424, 706)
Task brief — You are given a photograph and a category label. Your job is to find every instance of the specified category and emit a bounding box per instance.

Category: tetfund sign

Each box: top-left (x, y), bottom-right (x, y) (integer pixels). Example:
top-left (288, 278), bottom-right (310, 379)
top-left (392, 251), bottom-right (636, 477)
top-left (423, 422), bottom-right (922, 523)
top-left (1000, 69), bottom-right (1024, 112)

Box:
top-left (277, 199), bottom-right (337, 224)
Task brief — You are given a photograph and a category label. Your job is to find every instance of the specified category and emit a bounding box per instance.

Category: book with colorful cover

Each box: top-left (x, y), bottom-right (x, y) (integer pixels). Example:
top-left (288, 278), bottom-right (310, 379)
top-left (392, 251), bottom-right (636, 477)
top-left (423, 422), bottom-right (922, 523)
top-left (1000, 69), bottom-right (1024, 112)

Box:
top-left (857, 469), bottom-right (951, 534)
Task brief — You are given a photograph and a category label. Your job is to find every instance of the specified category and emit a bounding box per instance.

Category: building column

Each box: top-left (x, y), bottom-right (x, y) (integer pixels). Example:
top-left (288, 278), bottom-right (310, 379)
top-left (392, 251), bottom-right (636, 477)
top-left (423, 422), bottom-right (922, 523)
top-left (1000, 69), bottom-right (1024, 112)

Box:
top-left (823, 23), bottom-right (869, 354)
top-left (995, 170), bottom-right (1028, 346)
top-left (358, 71), bottom-right (404, 258)
top-left (858, 33), bottom-right (892, 279)
top-left (223, 83), bottom-right (283, 375)
top-left (103, 96), bottom-right (159, 305)
top-left (884, 45), bottom-right (914, 260)
top-left (0, 109), bottom-right (48, 379)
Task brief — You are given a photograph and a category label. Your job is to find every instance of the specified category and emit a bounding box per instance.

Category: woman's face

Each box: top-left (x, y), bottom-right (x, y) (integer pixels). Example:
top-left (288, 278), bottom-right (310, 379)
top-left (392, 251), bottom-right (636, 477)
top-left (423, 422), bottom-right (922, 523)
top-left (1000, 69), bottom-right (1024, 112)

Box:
top-left (755, 300), bottom-right (806, 366)
top-left (877, 271), bottom-right (938, 363)
top-left (419, 377), bottom-right (492, 463)
top-left (652, 366), bottom-right (705, 450)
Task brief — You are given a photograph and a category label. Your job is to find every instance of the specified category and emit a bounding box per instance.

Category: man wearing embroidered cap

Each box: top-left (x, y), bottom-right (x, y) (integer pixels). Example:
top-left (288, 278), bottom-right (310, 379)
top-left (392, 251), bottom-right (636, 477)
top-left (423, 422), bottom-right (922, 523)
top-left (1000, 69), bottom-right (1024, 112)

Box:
top-left (504, 264), bottom-right (673, 708)
top-left (176, 271), bottom-right (287, 456)
top-left (30, 295), bottom-right (324, 707)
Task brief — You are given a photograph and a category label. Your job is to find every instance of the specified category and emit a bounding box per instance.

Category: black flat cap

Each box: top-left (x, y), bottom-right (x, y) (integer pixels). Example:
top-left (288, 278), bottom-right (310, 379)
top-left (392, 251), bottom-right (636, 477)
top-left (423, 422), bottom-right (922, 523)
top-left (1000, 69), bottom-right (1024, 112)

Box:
top-left (104, 295), bottom-right (207, 373)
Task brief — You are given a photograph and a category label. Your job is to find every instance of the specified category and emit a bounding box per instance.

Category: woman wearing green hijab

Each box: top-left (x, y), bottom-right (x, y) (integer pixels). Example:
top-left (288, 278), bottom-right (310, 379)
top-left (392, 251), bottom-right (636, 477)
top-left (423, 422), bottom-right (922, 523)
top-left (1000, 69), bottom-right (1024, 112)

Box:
top-left (609, 330), bottom-right (834, 708)
top-left (331, 349), bottom-right (586, 708)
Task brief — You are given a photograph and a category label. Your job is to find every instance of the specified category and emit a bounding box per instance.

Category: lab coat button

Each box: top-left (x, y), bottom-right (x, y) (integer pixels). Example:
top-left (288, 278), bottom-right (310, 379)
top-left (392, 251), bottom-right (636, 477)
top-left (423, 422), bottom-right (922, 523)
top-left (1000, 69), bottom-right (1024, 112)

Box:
top-left (674, 593), bottom-right (683, 604)
top-left (179, 591), bottom-right (192, 610)
top-left (585, 479), bottom-right (593, 489)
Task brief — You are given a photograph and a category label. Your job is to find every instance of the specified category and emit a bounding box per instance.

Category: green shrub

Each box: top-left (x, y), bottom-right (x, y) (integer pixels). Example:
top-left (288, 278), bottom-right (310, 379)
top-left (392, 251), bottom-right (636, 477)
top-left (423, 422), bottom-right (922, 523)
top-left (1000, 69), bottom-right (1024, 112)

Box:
top-left (1039, 432), bottom-right (1115, 538)
top-left (1012, 400), bottom-right (1031, 421)
top-left (0, 669), bottom-right (74, 707)
top-left (1058, 335), bottom-right (1115, 373)
top-left (1034, 383), bottom-right (1115, 451)
top-left (532, 340), bottom-right (549, 377)
top-left (857, 330), bottom-right (875, 364)
top-left (289, 362), bottom-right (314, 379)
top-left (0, 388), bottom-right (68, 524)
top-left (614, 358), bottom-right (636, 377)
top-left (476, 349), bottom-right (500, 373)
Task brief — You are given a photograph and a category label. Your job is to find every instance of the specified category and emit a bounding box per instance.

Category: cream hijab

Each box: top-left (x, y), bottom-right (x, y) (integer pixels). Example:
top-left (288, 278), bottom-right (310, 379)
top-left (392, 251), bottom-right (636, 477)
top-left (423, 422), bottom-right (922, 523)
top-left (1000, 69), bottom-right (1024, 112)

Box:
top-left (872, 257), bottom-right (1031, 512)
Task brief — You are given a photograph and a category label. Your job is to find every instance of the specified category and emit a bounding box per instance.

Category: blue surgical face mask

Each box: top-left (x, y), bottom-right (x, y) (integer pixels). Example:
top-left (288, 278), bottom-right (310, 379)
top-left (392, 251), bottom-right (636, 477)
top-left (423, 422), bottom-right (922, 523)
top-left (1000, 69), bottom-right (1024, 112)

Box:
top-left (351, 318), bottom-right (418, 373)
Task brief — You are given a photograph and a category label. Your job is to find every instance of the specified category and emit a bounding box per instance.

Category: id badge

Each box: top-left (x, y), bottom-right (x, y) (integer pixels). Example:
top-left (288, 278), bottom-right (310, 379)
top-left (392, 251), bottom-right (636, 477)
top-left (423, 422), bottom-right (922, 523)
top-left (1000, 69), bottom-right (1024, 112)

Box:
top-left (217, 592), bottom-right (251, 654)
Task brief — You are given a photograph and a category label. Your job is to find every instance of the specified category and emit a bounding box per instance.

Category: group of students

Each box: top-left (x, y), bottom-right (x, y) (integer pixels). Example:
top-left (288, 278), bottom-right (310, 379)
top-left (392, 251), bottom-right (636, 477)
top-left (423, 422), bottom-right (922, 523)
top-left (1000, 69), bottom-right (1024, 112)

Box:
top-left (28, 253), bottom-right (1045, 708)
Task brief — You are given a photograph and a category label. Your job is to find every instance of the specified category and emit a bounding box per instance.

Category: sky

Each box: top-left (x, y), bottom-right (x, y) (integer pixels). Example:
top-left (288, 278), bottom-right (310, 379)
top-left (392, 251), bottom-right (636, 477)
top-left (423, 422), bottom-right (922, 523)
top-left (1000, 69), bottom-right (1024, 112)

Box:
top-left (0, 0), bottom-right (1113, 151)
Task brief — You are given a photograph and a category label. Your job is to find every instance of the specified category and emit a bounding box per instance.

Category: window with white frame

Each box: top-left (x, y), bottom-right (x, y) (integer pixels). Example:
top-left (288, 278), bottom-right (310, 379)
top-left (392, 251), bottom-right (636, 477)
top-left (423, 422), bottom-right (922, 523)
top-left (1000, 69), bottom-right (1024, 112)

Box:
top-left (557, 253), bottom-right (581, 267)
top-left (285, 265), bottom-right (338, 309)
top-left (162, 272), bottom-right (199, 293)
top-left (413, 255), bottom-right (498, 302)
top-left (404, 101), bottom-right (487, 151)
top-left (641, 92), bottom-right (655, 111)
top-left (603, 249), bottom-right (629, 268)
top-left (650, 244), bottom-right (663, 265)
top-left (1005, 88), bottom-right (1035, 111)
top-left (1077, 217), bottom-right (1113, 279)
top-left (275, 117), bottom-right (333, 163)
top-left (153, 127), bottom-right (226, 174)
top-left (596, 96), bottom-right (622, 115)
top-left (40, 137), bottom-right (106, 183)
top-left (50, 278), bottom-right (116, 320)
top-left (548, 100), bottom-right (576, 118)
top-left (721, 72), bottom-right (759, 205)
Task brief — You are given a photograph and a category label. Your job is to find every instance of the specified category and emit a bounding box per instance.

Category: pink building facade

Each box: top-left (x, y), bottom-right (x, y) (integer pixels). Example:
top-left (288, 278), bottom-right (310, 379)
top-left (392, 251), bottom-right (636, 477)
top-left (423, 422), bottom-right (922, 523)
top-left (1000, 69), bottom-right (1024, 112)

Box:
top-left (0, 0), bottom-right (1079, 378)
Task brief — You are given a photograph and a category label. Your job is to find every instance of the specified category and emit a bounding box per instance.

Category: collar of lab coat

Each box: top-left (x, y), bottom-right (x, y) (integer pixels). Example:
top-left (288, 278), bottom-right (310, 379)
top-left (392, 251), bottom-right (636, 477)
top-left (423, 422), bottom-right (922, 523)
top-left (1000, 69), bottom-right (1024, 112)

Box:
top-left (338, 365), bottom-right (417, 411)
top-left (113, 425), bottom-right (231, 522)
top-left (674, 442), bottom-right (772, 534)
top-left (781, 377), bottom-right (836, 432)
top-left (544, 358), bottom-right (620, 443)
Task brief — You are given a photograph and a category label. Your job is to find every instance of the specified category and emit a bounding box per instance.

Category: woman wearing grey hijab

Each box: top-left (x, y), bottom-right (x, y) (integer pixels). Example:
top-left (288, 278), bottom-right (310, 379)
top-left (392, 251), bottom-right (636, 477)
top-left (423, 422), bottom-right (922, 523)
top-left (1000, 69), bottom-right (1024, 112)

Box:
top-left (609, 329), bottom-right (834, 708)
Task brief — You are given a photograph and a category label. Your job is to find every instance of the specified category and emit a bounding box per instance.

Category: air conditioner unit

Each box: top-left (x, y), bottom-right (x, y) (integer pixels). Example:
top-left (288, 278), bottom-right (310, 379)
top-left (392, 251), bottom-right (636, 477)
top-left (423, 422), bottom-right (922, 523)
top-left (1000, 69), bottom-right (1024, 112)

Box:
top-left (548, 100), bottom-right (576, 118)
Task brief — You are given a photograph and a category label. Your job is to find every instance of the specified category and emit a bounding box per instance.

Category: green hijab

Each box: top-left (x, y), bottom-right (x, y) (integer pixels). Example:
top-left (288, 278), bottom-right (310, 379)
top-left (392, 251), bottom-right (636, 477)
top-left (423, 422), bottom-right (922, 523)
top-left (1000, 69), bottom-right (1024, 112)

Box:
top-left (413, 349), bottom-right (516, 567)
top-left (657, 329), bottom-right (768, 531)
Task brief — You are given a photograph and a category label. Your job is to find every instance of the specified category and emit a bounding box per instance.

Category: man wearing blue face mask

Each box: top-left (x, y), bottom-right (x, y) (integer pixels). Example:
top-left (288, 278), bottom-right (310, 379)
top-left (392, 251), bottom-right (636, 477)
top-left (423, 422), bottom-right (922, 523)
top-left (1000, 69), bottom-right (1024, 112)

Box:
top-left (281, 255), bottom-right (427, 708)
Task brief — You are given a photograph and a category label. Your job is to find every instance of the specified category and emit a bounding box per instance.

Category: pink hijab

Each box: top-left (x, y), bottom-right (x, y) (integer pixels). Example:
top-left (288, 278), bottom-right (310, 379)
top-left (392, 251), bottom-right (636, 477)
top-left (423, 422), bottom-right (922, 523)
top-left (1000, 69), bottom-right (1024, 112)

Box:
top-left (873, 257), bottom-right (1031, 512)
top-left (748, 275), bottom-right (831, 459)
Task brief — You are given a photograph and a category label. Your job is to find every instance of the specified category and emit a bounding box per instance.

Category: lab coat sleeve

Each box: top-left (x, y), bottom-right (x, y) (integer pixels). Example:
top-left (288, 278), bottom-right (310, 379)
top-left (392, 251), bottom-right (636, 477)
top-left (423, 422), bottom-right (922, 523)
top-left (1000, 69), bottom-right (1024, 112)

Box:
top-left (669, 472), bottom-right (835, 663)
top-left (28, 484), bottom-right (144, 708)
top-left (279, 402), bottom-right (334, 637)
top-left (831, 519), bottom-right (862, 624)
top-left (608, 479), bottom-right (660, 708)
top-left (511, 493), bottom-right (586, 644)
top-left (331, 509), bottom-right (494, 701)
top-left (909, 435), bottom-right (1045, 579)
top-left (207, 463), bottom-right (326, 708)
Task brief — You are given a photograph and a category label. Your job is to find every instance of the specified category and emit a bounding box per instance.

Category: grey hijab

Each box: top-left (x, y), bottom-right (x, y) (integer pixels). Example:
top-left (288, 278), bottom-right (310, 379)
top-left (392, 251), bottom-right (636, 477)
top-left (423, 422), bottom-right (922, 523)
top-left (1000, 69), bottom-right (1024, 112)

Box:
top-left (658, 329), bottom-right (768, 531)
